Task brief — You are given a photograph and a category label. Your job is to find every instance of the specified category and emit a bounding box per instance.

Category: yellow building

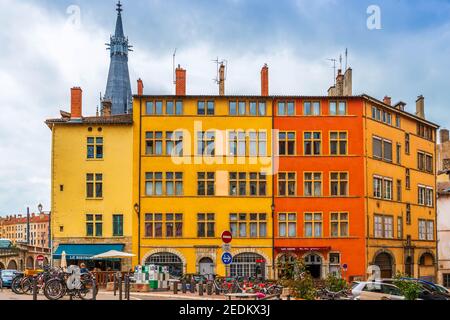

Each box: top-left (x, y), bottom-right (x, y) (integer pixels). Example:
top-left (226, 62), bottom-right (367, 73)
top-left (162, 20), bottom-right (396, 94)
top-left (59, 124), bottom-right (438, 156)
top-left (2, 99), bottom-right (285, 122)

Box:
top-left (132, 68), bottom-right (274, 278)
top-left (364, 95), bottom-right (438, 281)
top-left (46, 88), bottom-right (134, 271)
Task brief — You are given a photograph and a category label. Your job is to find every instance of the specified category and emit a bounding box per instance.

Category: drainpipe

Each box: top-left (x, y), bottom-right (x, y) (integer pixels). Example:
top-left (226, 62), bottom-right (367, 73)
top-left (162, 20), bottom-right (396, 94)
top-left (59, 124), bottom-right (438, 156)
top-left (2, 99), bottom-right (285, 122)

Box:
top-left (27, 207), bottom-right (30, 246)
top-left (137, 97), bottom-right (143, 264)
top-left (271, 97), bottom-right (276, 280)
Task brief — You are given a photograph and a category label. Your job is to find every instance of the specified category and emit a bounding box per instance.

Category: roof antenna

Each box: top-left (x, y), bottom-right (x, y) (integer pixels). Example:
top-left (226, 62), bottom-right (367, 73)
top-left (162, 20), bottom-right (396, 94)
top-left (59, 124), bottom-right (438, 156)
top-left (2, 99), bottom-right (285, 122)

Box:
top-left (173, 48), bottom-right (177, 88)
top-left (339, 54), bottom-right (343, 71)
top-left (327, 58), bottom-right (337, 85)
top-left (345, 48), bottom-right (348, 70)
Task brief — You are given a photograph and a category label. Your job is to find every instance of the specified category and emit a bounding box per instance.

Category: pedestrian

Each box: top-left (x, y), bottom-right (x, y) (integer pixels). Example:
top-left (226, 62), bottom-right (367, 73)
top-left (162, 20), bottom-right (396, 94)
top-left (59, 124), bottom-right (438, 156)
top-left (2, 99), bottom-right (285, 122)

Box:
top-left (80, 263), bottom-right (89, 274)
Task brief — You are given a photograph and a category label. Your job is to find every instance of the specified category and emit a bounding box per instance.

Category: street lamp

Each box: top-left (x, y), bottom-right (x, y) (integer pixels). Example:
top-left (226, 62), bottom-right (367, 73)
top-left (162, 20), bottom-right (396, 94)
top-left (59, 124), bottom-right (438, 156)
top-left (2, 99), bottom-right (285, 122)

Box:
top-left (271, 204), bottom-right (276, 279)
top-left (134, 203), bottom-right (141, 265)
top-left (38, 203), bottom-right (43, 214)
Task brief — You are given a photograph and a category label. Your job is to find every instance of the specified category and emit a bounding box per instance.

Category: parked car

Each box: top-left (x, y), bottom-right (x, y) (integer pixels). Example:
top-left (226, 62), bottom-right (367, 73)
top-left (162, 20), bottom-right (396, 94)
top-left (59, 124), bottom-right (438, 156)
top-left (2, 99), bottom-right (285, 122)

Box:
top-left (352, 282), bottom-right (405, 300)
top-left (381, 279), bottom-right (449, 300)
top-left (0, 270), bottom-right (18, 288)
top-left (435, 284), bottom-right (450, 295)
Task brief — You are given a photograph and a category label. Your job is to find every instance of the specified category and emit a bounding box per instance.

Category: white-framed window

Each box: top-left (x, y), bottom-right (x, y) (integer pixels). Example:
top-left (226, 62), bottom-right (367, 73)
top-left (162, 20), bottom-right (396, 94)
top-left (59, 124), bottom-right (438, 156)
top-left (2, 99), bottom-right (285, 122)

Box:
top-left (383, 179), bottom-right (393, 200)
top-left (373, 176), bottom-right (383, 198)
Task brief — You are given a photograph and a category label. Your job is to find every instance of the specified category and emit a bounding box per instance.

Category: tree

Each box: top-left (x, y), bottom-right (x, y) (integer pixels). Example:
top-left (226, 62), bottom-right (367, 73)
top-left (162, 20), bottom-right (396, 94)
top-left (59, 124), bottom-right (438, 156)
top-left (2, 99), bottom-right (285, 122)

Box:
top-left (278, 257), bottom-right (317, 300)
top-left (324, 273), bottom-right (348, 292)
top-left (393, 272), bottom-right (422, 300)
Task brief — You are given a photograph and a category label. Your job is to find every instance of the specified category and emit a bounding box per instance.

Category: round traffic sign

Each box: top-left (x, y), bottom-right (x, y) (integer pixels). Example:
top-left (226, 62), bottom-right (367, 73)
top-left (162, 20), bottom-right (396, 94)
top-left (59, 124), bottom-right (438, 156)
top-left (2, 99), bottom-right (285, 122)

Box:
top-left (221, 252), bottom-right (233, 265)
top-left (342, 264), bottom-right (348, 271)
top-left (221, 231), bottom-right (233, 244)
top-left (36, 255), bottom-right (45, 262)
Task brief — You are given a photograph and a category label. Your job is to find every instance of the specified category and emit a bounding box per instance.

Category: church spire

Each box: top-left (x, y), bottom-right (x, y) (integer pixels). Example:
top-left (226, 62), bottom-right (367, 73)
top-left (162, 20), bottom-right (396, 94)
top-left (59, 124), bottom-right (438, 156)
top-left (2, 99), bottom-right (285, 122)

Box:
top-left (104, 1), bottom-right (133, 115)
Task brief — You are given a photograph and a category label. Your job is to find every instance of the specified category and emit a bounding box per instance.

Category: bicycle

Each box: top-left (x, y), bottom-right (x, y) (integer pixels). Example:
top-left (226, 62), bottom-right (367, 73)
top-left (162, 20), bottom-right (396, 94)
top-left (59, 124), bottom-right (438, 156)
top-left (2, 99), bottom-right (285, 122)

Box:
top-left (43, 269), bottom-right (97, 301)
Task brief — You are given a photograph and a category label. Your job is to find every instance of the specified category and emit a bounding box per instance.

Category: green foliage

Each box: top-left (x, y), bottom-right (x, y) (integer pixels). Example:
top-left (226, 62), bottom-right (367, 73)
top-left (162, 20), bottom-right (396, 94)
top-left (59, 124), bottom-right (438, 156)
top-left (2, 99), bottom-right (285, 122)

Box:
top-left (278, 257), bottom-right (317, 300)
top-left (393, 272), bottom-right (422, 300)
top-left (324, 273), bottom-right (348, 292)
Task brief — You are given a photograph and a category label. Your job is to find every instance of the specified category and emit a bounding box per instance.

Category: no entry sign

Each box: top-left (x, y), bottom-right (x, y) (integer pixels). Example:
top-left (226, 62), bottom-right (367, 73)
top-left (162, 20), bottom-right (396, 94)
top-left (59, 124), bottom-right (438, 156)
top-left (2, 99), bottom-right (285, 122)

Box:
top-left (221, 231), bottom-right (233, 244)
top-left (36, 255), bottom-right (45, 262)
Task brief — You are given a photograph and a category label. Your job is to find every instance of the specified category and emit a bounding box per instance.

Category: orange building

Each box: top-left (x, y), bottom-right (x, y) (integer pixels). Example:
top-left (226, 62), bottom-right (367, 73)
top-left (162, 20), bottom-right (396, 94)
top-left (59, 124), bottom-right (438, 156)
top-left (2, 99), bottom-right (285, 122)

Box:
top-left (274, 95), bottom-right (367, 281)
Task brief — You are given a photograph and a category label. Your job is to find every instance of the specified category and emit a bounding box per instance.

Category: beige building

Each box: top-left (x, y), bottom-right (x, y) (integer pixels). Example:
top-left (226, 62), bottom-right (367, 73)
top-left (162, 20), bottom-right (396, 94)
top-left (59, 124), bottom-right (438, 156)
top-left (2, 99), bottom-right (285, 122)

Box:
top-left (0, 213), bottom-right (50, 248)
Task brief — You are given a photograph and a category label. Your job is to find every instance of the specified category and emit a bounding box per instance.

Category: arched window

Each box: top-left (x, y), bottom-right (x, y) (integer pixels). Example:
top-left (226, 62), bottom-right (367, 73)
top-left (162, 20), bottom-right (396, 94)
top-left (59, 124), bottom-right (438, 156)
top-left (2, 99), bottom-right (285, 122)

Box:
top-left (7, 260), bottom-right (17, 270)
top-left (146, 253), bottom-right (183, 277)
top-left (230, 253), bottom-right (265, 278)
top-left (374, 252), bottom-right (394, 279)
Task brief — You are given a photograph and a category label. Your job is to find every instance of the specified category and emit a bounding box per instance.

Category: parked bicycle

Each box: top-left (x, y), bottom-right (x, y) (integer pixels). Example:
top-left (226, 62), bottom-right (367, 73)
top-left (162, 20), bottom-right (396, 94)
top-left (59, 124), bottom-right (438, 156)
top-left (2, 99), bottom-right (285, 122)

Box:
top-left (43, 267), bottom-right (97, 301)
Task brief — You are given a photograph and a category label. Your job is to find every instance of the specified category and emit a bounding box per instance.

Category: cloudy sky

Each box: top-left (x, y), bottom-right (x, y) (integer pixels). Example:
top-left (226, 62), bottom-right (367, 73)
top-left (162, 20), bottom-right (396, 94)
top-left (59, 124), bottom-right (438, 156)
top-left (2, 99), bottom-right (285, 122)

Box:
top-left (0, 0), bottom-right (449, 216)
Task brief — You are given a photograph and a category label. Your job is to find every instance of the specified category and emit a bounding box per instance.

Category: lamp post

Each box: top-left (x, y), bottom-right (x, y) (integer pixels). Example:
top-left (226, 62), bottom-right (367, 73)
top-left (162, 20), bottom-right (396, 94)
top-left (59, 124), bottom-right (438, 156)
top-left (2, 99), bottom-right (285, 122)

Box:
top-left (38, 203), bottom-right (52, 267)
top-left (271, 204), bottom-right (276, 279)
top-left (134, 203), bottom-right (140, 264)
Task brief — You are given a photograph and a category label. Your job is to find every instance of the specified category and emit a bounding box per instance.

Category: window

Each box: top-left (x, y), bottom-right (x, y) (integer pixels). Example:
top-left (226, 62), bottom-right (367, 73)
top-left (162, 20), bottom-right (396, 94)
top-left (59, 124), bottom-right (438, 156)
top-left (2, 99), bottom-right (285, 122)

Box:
top-left (197, 213), bottom-right (215, 238)
top-left (198, 172), bottom-right (215, 196)
top-left (145, 132), bottom-right (163, 156)
top-left (278, 132), bottom-right (296, 155)
top-left (229, 172), bottom-right (247, 196)
top-left (259, 102), bottom-right (267, 116)
top-left (86, 214), bottom-right (102, 237)
top-left (278, 213), bottom-right (297, 238)
top-left (418, 186), bottom-right (434, 207)
top-left (396, 143), bottom-right (401, 164)
top-left (249, 172), bottom-right (267, 196)
top-left (145, 214), bottom-right (182, 238)
top-left (145, 100), bottom-right (163, 115)
top-left (405, 134), bottom-right (410, 155)
top-left (278, 101), bottom-right (295, 116)
top-left (444, 274), bottom-right (450, 288)
top-left (330, 132), bottom-right (348, 155)
top-left (238, 101), bottom-right (246, 115)
top-left (249, 102), bottom-right (257, 116)
top-left (207, 101), bottom-right (215, 115)
top-left (229, 101), bottom-right (237, 115)
top-left (329, 101), bottom-right (347, 116)
top-left (374, 215), bottom-right (393, 239)
top-left (278, 172), bottom-right (296, 196)
top-left (396, 180), bottom-right (402, 202)
top-left (373, 176), bottom-right (383, 199)
top-left (173, 131), bottom-right (184, 156)
top-left (197, 101), bottom-right (205, 115)
top-left (397, 217), bottom-right (403, 239)
top-left (86, 174), bottom-right (103, 199)
top-left (418, 186), bottom-right (426, 205)
top-left (155, 101), bottom-right (163, 115)
top-left (417, 124), bottom-right (434, 141)
top-left (419, 220), bottom-right (434, 241)
top-left (165, 213), bottom-right (183, 238)
top-left (228, 131), bottom-right (246, 156)
top-left (176, 101), bottom-right (183, 115)
top-left (371, 106), bottom-right (393, 126)
top-left (304, 132), bottom-right (322, 155)
top-left (248, 101), bottom-right (267, 116)
top-left (384, 179), bottom-right (393, 200)
top-left (406, 204), bottom-right (411, 225)
top-left (304, 172), bottom-right (322, 197)
top-left (305, 213), bottom-right (322, 238)
top-left (166, 101), bottom-right (174, 115)
top-left (406, 169), bottom-right (411, 190)
top-left (145, 172), bottom-right (163, 196)
top-left (331, 212), bottom-right (349, 237)
top-left (197, 131), bottom-right (215, 156)
top-left (372, 137), bottom-right (392, 162)
top-left (165, 172), bottom-right (183, 196)
top-left (248, 131), bottom-right (268, 157)
top-left (113, 215), bottom-right (124, 237)
top-left (145, 214), bottom-right (162, 238)
top-left (230, 213), bottom-right (267, 238)
top-left (197, 101), bottom-right (214, 115)
top-left (87, 137), bottom-right (103, 159)
top-left (418, 152), bottom-right (433, 173)
top-left (372, 106), bottom-right (381, 121)
top-left (330, 172), bottom-right (348, 196)
top-left (395, 115), bottom-right (401, 128)
top-left (304, 101), bottom-right (320, 116)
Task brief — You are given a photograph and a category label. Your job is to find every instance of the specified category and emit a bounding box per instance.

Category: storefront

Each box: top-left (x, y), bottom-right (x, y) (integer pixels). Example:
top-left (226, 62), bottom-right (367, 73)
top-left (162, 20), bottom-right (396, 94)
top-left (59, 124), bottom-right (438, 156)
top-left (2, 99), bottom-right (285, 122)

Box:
top-left (276, 247), bottom-right (332, 280)
top-left (53, 244), bottom-right (125, 271)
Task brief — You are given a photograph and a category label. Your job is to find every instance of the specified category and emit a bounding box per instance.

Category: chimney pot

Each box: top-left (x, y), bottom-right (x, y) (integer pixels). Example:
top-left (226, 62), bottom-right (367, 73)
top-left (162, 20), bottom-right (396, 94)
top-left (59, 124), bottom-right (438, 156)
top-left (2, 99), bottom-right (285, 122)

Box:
top-left (175, 66), bottom-right (187, 96)
top-left (70, 87), bottom-right (82, 119)
top-left (261, 64), bottom-right (269, 97)
top-left (137, 79), bottom-right (144, 96)
top-left (440, 129), bottom-right (450, 144)
top-left (383, 96), bottom-right (392, 106)
top-left (101, 99), bottom-right (112, 117)
top-left (219, 63), bottom-right (226, 96)
top-left (416, 95), bottom-right (425, 119)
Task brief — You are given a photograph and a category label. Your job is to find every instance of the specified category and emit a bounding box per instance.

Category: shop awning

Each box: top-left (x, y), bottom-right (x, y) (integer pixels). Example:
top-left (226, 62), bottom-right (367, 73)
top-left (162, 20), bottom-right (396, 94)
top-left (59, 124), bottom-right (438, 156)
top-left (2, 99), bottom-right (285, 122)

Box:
top-left (53, 244), bottom-right (125, 260)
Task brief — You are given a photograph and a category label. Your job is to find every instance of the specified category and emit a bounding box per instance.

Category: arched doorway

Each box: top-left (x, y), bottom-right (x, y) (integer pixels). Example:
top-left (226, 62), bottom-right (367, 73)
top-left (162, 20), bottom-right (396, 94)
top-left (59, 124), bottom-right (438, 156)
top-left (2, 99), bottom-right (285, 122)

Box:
top-left (304, 254), bottom-right (322, 279)
top-left (277, 254), bottom-right (297, 279)
top-left (7, 260), bottom-right (17, 270)
top-left (198, 257), bottom-right (214, 277)
top-left (146, 252), bottom-right (183, 278)
top-left (44, 257), bottom-right (50, 267)
top-left (374, 252), bottom-right (394, 279)
top-left (26, 256), bottom-right (34, 270)
top-left (0, 262), bottom-right (5, 270)
top-left (230, 253), bottom-right (266, 279)
top-left (405, 256), bottom-right (413, 277)
top-left (418, 253), bottom-right (435, 282)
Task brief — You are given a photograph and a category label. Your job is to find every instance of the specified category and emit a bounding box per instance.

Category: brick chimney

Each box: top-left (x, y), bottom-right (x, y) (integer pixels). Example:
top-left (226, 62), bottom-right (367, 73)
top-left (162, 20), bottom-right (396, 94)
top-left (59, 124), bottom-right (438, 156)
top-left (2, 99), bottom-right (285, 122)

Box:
top-left (440, 129), bottom-right (450, 144)
top-left (137, 78), bottom-right (144, 96)
top-left (383, 96), bottom-right (392, 106)
top-left (101, 99), bottom-right (112, 117)
top-left (175, 65), bottom-right (186, 96)
top-left (343, 68), bottom-right (352, 96)
top-left (219, 63), bottom-right (225, 96)
top-left (70, 87), bottom-right (82, 120)
top-left (261, 64), bottom-right (269, 97)
top-left (336, 69), bottom-right (344, 96)
top-left (416, 95), bottom-right (425, 119)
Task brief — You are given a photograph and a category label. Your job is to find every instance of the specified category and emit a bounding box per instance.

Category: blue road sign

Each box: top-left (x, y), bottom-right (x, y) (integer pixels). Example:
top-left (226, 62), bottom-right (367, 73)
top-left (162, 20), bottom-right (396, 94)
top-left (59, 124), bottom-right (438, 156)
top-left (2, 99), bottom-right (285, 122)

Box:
top-left (222, 252), bottom-right (233, 265)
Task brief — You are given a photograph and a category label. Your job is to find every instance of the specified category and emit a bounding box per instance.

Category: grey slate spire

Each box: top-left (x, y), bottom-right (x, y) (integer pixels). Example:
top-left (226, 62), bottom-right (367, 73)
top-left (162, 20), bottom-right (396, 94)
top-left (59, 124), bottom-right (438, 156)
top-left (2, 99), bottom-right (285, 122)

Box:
top-left (104, 1), bottom-right (133, 115)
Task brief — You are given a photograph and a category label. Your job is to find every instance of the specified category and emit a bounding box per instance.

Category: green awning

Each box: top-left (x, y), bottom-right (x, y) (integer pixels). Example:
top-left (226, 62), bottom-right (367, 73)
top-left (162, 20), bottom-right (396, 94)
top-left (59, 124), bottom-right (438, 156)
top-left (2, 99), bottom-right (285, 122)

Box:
top-left (53, 244), bottom-right (125, 260)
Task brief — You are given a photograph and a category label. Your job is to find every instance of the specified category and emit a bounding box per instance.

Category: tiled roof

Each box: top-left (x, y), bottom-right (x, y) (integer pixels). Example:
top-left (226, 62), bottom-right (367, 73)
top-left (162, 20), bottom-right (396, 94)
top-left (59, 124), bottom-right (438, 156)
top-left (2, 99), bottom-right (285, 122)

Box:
top-left (438, 182), bottom-right (450, 195)
top-left (0, 214), bottom-right (50, 225)
top-left (45, 114), bottom-right (133, 127)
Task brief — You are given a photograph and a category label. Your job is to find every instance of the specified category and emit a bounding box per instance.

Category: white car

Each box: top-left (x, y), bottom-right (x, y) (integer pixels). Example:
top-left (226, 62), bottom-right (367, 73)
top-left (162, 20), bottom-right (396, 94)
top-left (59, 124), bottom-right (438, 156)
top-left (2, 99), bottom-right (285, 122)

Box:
top-left (352, 281), bottom-right (405, 300)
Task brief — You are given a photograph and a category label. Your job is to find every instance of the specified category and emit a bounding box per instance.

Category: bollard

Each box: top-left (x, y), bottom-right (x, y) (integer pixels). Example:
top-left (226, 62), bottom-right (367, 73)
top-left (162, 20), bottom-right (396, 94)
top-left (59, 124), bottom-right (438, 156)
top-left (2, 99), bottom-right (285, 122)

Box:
top-left (93, 277), bottom-right (97, 301)
top-left (114, 273), bottom-right (117, 296)
top-left (207, 282), bottom-right (213, 296)
top-left (118, 274), bottom-right (123, 301)
top-left (190, 279), bottom-right (195, 293)
top-left (124, 274), bottom-right (130, 301)
top-left (173, 281), bottom-right (178, 295)
top-left (181, 280), bottom-right (187, 294)
top-left (198, 281), bottom-right (204, 296)
top-left (32, 276), bottom-right (38, 301)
